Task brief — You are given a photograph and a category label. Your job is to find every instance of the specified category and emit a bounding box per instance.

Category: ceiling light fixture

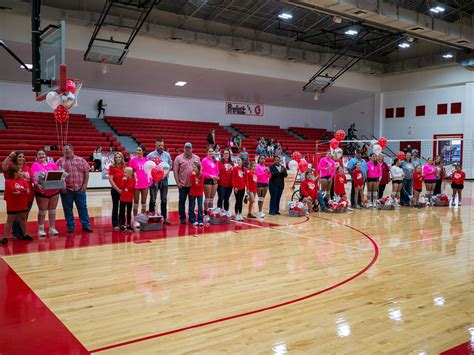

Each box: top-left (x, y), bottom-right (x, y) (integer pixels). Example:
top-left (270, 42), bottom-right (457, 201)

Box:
top-left (344, 29), bottom-right (358, 36)
top-left (442, 53), bottom-right (453, 58)
top-left (20, 64), bottom-right (33, 70)
top-left (278, 13), bottom-right (293, 20)
top-left (398, 42), bottom-right (411, 48)
top-left (175, 81), bottom-right (187, 87)
top-left (430, 6), bottom-right (445, 13)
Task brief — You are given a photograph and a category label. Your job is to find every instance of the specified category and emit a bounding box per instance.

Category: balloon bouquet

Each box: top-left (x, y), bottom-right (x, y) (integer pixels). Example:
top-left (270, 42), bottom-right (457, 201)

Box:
top-left (45, 79), bottom-right (82, 149)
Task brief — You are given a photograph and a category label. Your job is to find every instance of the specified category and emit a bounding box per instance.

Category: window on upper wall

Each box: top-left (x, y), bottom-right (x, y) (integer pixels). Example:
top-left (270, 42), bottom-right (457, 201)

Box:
top-left (451, 102), bottom-right (462, 114)
top-left (396, 107), bottom-right (405, 118)
top-left (385, 108), bottom-right (394, 118)
top-left (437, 103), bottom-right (448, 115)
top-left (415, 105), bottom-right (425, 117)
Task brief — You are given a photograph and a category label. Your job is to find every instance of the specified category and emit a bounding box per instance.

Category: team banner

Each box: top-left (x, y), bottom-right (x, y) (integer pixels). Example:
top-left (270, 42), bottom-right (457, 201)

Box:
top-left (226, 101), bottom-right (264, 116)
top-left (101, 152), bottom-right (116, 180)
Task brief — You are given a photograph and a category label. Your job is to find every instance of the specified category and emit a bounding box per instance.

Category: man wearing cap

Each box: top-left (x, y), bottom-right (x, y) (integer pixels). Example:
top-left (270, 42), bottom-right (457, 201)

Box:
top-left (173, 142), bottom-right (200, 224)
top-left (346, 149), bottom-right (368, 208)
top-left (411, 149), bottom-right (422, 168)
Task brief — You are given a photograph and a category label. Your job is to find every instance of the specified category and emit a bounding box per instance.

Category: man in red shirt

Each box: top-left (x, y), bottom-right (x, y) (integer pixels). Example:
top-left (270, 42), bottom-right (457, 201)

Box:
top-left (57, 144), bottom-right (92, 233)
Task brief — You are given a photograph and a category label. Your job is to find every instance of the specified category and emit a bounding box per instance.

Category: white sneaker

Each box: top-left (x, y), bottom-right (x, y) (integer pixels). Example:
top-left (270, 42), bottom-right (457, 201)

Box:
top-left (193, 222), bottom-right (199, 226)
top-left (134, 221), bottom-right (140, 228)
top-left (366, 201), bottom-right (372, 208)
top-left (38, 225), bottom-right (46, 237)
top-left (49, 227), bottom-right (59, 235)
top-left (259, 211), bottom-right (265, 218)
top-left (236, 214), bottom-right (243, 221)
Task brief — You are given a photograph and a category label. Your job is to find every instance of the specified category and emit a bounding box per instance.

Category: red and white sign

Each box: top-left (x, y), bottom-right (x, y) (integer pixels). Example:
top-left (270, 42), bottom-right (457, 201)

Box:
top-left (226, 102), bottom-right (264, 116)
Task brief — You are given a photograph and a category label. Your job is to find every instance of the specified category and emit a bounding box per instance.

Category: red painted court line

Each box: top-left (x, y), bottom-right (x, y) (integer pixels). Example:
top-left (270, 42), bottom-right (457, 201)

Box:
top-left (90, 216), bottom-right (379, 353)
top-left (0, 258), bottom-right (89, 355)
top-left (440, 341), bottom-right (473, 355)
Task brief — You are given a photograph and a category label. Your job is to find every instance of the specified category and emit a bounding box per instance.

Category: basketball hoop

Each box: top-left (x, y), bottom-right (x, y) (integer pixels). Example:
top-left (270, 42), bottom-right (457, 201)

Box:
top-left (68, 78), bottom-right (84, 107)
top-left (100, 58), bottom-right (109, 75)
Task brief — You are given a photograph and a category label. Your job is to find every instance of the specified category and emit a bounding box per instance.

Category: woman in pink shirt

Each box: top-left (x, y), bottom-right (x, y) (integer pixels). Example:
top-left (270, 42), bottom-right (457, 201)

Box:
top-left (128, 145), bottom-right (151, 226)
top-left (366, 153), bottom-right (382, 207)
top-left (318, 151), bottom-right (335, 197)
top-left (31, 149), bottom-right (60, 237)
top-left (201, 147), bottom-right (220, 215)
top-left (256, 155), bottom-right (272, 218)
top-left (423, 157), bottom-right (438, 204)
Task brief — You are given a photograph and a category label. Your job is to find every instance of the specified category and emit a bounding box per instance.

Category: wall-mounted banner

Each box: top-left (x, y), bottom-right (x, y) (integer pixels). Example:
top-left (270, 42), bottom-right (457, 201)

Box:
top-left (226, 101), bottom-right (264, 116)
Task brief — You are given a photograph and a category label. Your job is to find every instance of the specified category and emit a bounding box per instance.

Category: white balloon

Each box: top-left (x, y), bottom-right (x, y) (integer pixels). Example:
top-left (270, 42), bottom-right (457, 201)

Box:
top-left (373, 144), bottom-right (382, 155)
top-left (370, 139), bottom-right (378, 147)
top-left (288, 160), bottom-right (298, 172)
top-left (144, 160), bottom-right (156, 178)
top-left (46, 91), bottom-right (60, 109)
top-left (61, 92), bottom-right (76, 109)
top-left (335, 147), bottom-right (343, 160)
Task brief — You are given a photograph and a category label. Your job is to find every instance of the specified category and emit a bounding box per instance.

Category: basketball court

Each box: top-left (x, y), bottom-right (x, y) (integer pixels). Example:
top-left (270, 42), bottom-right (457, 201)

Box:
top-left (0, 0), bottom-right (473, 354)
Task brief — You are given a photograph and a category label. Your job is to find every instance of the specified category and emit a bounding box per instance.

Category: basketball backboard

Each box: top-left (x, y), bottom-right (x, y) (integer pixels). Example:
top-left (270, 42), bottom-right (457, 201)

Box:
top-left (35, 20), bottom-right (66, 100)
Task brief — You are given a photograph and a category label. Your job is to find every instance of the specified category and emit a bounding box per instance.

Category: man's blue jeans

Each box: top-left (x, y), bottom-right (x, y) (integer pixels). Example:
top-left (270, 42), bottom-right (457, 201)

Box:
top-left (60, 190), bottom-right (91, 230)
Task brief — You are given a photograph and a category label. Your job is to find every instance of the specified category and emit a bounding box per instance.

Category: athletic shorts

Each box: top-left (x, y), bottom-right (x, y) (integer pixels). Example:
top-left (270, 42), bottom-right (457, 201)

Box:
top-left (204, 179), bottom-right (215, 185)
top-left (7, 209), bottom-right (28, 215)
top-left (320, 176), bottom-right (331, 181)
top-left (257, 183), bottom-right (268, 188)
top-left (425, 179), bottom-right (436, 184)
top-left (35, 191), bottom-right (60, 199)
top-left (367, 177), bottom-right (379, 183)
top-left (392, 180), bottom-right (403, 184)
top-left (451, 182), bottom-right (464, 190)
top-left (414, 189), bottom-right (422, 193)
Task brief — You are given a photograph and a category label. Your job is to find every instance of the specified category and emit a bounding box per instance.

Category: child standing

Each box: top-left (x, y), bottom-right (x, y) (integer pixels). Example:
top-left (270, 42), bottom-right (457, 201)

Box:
top-left (413, 165), bottom-right (424, 208)
top-left (189, 162), bottom-right (204, 226)
top-left (451, 164), bottom-right (465, 206)
top-left (334, 166), bottom-right (347, 199)
top-left (300, 170), bottom-right (318, 213)
top-left (119, 167), bottom-right (136, 232)
top-left (246, 161), bottom-right (258, 219)
top-left (390, 158), bottom-right (405, 206)
top-left (2, 166), bottom-right (33, 244)
top-left (423, 157), bottom-right (438, 205)
top-left (351, 162), bottom-right (364, 209)
top-left (232, 157), bottom-right (247, 221)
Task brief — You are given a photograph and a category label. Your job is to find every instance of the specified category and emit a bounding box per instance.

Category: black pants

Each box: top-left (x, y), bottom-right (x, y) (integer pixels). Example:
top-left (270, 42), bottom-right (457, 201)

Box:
top-left (350, 181), bottom-right (363, 207)
top-left (234, 189), bottom-right (245, 214)
top-left (93, 159), bottom-right (102, 171)
top-left (217, 185), bottom-right (233, 211)
top-left (97, 108), bottom-right (105, 118)
top-left (434, 179), bottom-right (442, 195)
top-left (330, 179), bottom-right (335, 199)
top-left (149, 180), bottom-right (169, 218)
top-left (378, 184), bottom-right (386, 199)
top-left (119, 201), bottom-right (132, 227)
top-left (269, 184), bottom-right (284, 214)
top-left (111, 188), bottom-right (120, 228)
top-left (178, 187), bottom-right (190, 222)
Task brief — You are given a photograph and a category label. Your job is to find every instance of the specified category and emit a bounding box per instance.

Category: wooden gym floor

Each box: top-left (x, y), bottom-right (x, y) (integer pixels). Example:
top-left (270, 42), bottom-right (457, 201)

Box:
top-left (0, 178), bottom-right (473, 354)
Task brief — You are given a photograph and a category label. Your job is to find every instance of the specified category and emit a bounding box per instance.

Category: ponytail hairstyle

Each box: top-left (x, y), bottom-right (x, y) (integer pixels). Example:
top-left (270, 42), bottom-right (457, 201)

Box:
top-left (392, 158), bottom-right (399, 167)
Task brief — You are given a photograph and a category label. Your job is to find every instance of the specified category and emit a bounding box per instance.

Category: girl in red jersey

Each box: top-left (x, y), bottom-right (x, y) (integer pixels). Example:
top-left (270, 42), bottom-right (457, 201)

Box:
top-left (300, 170), bottom-right (318, 213)
top-left (232, 157), bottom-right (247, 221)
top-left (119, 167), bottom-right (136, 232)
top-left (451, 164), bottom-right (465, 206)
top-left (2, 166), bottom-right (33, 244)
top-left (246, 161), bottom-right (258, 218)
top-left (412, 165), bottom-right (424, 208)
top-left (351, 162), bottom-right (364, 209)
top-left (217, 149), bottom-right (233, 212)
top-left (334, 166), bottom-right (347, 198)
top-left (189, 162), bottom-right (204, 226)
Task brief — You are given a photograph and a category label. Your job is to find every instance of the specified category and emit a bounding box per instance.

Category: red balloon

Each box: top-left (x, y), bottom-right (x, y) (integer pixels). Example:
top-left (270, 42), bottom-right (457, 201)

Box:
top-left (335, 130), bottom-right (345, 142)
top-left (298, 159), bottom-right (308, 173)
top-left (151, 166), bottom-right (164, 182)
top-left (330, 138), bottom-right (339, 150)
top-left (378, 137), bottom-right (388, 149)
top-left (66, 80), bottom-right (76, 94)
top-left (54, 105), bottom-right (69, 123)
top-left (396, 151), bottom-right (406, 161)
top-left (151, 157), bottom-right (162, 166)
top-left (291, 151), bottom-right (302, 163)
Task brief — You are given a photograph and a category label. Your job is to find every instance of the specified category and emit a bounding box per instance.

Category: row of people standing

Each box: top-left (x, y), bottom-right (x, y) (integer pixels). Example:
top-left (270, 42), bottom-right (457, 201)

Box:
top-left (2, 145), bottom-right (93, 244)
top-left (107, 140), bottom-right (289, 230)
